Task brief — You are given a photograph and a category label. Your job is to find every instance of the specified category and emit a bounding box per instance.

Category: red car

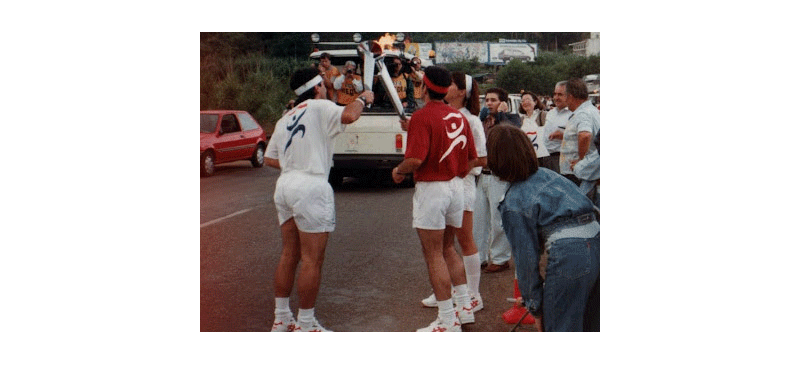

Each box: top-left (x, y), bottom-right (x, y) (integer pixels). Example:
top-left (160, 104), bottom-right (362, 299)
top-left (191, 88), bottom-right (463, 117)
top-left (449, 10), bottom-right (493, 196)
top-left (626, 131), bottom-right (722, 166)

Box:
top-left (201, 110), bottom-right (268, 177)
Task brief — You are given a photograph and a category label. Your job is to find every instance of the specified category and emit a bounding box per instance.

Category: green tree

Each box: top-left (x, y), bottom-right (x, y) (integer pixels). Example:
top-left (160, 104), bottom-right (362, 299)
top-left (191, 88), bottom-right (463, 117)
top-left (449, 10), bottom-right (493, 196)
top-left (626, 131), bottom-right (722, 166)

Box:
top-left (442, 58), bottom-right (484, 76)
top-left (495, 59), bottom-right (534, 94)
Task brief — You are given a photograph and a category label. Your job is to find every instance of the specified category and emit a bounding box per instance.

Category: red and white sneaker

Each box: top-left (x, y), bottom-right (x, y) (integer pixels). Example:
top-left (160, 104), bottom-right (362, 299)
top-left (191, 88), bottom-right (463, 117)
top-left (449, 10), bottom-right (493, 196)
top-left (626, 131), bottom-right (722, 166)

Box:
top-left (456, 304), bottom-right (475, 324)
top-left (470, 293), bottom-right (484, 312)
top-left (295, 319), bottom-right (332, 332)
top-left (271, 317), bottom-right (297, 332)
top-left (416, 317), bottom-right (462, 332)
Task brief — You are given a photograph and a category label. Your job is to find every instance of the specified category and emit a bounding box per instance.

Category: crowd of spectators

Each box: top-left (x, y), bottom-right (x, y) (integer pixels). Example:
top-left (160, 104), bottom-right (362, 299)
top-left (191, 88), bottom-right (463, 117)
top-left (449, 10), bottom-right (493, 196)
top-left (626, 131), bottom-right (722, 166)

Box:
top-left (277, 52), bottom-right (600, 331)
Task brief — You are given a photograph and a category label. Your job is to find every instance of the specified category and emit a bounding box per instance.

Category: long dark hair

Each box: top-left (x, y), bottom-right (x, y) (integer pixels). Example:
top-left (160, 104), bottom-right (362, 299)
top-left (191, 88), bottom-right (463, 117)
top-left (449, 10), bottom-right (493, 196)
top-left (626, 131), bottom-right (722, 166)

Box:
top-left (521, 91), bottom-right (544, 113)
top-left (451, 71), bottom-right (480, 115)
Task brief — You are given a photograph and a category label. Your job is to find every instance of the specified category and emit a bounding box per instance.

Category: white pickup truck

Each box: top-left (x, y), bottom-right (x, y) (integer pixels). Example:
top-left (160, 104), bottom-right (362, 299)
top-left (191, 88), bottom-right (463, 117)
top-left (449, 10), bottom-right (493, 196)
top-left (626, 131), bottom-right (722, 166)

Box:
top-left (309, 46), bottom-right (427, 185)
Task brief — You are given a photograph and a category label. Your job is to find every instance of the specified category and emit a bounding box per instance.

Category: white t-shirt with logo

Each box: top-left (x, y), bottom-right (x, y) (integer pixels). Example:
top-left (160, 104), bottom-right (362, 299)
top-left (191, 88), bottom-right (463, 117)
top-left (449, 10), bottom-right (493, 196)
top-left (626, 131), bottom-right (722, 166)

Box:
top-left (266, 99), bottom-right (345, 176)
top-left (520, 115), bottom-right (550, 158)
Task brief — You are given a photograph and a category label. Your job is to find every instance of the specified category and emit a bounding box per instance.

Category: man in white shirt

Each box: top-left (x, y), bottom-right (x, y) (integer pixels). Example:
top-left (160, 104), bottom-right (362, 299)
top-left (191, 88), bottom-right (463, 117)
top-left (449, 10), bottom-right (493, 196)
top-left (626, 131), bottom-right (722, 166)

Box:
top-left (560, 78), bottom-right (600, 203)
top-left (541, 81), bottom-right (573, 173)
top-left (266, 67), bottom-right (374, 332)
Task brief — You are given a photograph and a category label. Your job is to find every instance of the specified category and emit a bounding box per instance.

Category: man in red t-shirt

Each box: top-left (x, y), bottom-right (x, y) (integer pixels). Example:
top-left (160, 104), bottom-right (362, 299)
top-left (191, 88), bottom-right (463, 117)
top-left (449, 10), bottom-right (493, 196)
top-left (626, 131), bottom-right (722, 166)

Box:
top-left (392, 66), bottom-right (479, 332)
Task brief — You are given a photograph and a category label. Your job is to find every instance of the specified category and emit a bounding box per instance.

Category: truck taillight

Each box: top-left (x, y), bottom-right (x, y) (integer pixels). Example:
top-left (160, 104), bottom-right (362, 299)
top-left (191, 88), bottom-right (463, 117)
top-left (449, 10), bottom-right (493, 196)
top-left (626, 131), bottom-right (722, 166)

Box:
top-left (395, 134), bottom-right (403, 150)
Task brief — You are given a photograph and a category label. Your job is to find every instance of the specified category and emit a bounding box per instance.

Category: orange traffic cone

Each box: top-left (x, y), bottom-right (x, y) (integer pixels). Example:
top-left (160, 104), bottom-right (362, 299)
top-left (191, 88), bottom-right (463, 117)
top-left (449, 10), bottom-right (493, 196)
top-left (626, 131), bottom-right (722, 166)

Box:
top-left (502, 279), bottom-right (535, 324)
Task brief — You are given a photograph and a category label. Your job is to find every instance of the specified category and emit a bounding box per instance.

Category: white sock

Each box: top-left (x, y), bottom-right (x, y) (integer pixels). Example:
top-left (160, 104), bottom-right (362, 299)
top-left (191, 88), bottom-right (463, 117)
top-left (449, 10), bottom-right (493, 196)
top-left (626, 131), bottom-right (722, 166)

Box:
top-left (437, 299), bottom-right (457, 324)
top-left (463, 253), bottom-right (482, 296)
top-left (275, 297), bottom-right (292, 318)
top-left (453, 284), bottom-right (470, 309)
top-left (298, 308), bottom-right (315, 324)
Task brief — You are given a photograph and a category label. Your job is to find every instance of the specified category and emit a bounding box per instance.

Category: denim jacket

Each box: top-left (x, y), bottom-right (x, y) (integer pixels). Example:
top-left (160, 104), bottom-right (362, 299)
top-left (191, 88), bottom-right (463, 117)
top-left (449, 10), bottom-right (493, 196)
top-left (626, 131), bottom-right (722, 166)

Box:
top-left (497, 168), bottom-right (595, 313)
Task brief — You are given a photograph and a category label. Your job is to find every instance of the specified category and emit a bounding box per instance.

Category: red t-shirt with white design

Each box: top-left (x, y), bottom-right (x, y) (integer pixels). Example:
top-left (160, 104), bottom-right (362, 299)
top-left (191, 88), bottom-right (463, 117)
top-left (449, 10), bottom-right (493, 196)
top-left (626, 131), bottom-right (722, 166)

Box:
top-left (405, 100), bottom-right (477, 181)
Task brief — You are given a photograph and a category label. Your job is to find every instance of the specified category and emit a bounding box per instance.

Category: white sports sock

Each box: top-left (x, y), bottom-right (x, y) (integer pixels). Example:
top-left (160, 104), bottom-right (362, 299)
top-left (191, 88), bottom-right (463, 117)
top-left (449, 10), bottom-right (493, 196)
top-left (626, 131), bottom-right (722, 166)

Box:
top-left (453, 284), bottom-right (470, 309)
top-left (437, 299), bottom-right (457, 324)
top-left (463, 253), bottom-right (482, 296)
top-left (275, 297), bottom-right (292, 318)
top-left (298, 308), bottom-right (315, 324)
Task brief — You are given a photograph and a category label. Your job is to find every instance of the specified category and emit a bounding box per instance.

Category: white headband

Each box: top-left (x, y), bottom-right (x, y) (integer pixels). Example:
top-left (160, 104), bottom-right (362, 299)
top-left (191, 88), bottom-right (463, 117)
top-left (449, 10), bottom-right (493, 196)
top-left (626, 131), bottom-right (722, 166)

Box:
top-left (465, 74), bottom-right (473, 95)
top-left (294, 75), bottom-right (323, 96)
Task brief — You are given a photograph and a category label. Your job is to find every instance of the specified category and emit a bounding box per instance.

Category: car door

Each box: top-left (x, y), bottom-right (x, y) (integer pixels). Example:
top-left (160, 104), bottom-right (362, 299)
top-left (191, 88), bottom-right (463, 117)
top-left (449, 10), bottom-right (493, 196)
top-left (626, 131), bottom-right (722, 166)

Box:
top-left (235, 112), bottom-right (262, 155)
top-left (215, 113), bottom-right (248, 162)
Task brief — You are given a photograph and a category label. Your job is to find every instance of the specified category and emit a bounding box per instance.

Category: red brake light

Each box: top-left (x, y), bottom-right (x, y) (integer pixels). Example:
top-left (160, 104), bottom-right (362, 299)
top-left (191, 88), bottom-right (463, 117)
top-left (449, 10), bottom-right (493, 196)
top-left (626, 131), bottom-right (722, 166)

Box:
top-left (395, 134), bottom-right (403, 149)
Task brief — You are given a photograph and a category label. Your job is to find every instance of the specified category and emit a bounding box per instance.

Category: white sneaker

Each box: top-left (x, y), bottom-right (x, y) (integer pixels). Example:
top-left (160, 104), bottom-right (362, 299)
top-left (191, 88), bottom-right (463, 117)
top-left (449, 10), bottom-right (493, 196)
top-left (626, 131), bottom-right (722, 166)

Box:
top-left (469, 293), bottom-right (484, 312)
top-left (295, 318), bottom-right (332, 332)
top-left (456, 304), bottom-right (475, 324)
top-left (416, 316), bottom-right (462, 332)
top-left (421, 293), bottom-right (438, 307)
top-left (421, 288), bottom-right (457, 308)
top-left (271, 316), bottom-right (297, 332)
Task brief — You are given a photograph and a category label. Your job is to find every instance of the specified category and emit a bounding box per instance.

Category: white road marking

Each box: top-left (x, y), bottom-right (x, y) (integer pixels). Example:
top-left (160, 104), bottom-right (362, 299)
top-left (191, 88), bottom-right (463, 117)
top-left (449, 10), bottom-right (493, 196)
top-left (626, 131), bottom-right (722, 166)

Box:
top-left (200, 208), bottom-right (253, 229)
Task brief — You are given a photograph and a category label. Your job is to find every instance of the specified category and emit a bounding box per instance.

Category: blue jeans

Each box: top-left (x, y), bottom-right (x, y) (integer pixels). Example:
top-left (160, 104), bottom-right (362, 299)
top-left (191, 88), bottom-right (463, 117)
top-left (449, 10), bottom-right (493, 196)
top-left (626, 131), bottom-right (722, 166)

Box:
top-left (543, 233), bottom-right (599, 332)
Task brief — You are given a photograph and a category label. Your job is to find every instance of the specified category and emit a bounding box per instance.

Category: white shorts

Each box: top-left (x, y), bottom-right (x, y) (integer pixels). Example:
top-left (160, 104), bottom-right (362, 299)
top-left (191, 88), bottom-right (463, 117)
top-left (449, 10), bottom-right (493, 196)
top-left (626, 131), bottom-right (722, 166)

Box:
top-left (412, 177), bottom-right (464, 230)
top-left (462, 174), bottom-right (477, 212)
top-left (274, 171), bottom-right (335, 233)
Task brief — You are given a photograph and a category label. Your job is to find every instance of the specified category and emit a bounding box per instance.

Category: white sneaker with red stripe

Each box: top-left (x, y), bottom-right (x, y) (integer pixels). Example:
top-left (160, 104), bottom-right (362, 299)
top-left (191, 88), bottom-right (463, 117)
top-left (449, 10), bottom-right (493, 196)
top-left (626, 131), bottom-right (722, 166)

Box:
top-left (456, 304), bottom-right (475, 324)
top-left (271, 316), bottom-right (297, 332)
top-left (416, 317), bottom-right (462, 332)
top-left (295, 318), bottom-right (332, 332)
top-left (422, 291), bottom-right (484, 312)
top-left (470, 293), bottom-right (484, 312)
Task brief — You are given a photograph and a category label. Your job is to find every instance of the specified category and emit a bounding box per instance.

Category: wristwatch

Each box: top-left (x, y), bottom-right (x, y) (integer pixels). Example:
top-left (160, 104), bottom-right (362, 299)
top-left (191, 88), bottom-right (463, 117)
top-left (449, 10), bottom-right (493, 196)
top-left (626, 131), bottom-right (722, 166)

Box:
top-left (358, 96), bottom-right (367, 105)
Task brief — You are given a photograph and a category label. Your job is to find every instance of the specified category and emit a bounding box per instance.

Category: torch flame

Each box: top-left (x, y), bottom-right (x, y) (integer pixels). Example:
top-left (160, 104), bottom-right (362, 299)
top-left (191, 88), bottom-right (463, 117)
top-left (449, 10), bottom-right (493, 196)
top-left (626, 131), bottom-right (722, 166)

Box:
top-left (376, 33), bottom-right (398, 51)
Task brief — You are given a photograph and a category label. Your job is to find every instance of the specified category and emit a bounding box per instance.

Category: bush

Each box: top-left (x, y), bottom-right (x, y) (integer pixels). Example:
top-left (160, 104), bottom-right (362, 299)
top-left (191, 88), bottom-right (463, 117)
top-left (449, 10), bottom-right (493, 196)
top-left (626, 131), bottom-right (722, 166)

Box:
top-left (201, 52), bottom-right (305, 133)
top-left (493, 51), bottom-right (600, 96)
top-left (495, 59), bottom-right (535, 94)
top-left (442, 58), bottom-right (484, 76)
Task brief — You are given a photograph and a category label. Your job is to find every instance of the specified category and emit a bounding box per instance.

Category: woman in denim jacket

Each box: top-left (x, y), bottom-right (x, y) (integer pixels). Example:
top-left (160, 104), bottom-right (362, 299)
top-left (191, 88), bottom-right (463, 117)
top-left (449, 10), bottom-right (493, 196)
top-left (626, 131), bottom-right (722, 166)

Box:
top-left (486, 124), bottom-right (599, 332)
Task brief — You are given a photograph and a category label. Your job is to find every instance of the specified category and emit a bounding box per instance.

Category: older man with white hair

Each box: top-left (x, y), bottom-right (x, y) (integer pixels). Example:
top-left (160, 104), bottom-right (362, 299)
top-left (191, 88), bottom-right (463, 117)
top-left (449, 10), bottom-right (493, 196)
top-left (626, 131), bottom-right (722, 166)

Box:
top-left (333, 60), bottom-right (364, 106)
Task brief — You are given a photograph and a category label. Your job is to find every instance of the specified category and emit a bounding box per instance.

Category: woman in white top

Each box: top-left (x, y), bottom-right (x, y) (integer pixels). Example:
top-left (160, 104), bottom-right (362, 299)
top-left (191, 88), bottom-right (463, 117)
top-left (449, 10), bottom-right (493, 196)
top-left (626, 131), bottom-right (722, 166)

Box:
top-left (520, 91), bottom-right (547, 127)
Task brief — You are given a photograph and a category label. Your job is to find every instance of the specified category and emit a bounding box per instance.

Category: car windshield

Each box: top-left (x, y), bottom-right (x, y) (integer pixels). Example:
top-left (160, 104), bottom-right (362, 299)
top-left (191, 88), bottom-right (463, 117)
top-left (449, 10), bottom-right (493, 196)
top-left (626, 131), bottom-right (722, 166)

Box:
top-left (201, 114), bottom-right (217, 133)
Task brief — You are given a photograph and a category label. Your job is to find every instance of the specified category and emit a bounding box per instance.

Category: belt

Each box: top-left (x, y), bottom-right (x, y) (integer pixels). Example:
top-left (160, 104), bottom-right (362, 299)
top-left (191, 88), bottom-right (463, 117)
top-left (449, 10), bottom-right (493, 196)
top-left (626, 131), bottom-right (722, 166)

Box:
top-left (481, 169), bottom-right (492, 175)
top-left (539, 212), bottom-right (597, 242)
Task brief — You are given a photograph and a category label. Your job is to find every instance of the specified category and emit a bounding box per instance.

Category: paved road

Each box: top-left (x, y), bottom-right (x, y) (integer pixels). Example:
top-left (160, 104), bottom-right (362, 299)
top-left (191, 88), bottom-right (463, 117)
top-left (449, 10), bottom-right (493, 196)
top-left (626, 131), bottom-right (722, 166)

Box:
top-left (200, 161), bottom-right (526, 332)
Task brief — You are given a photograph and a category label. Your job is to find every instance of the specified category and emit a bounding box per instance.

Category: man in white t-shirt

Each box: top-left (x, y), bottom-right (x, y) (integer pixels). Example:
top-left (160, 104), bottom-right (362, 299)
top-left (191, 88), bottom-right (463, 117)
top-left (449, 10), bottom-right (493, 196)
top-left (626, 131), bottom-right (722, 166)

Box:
top-left (266, 68), bottom-right (374, 332)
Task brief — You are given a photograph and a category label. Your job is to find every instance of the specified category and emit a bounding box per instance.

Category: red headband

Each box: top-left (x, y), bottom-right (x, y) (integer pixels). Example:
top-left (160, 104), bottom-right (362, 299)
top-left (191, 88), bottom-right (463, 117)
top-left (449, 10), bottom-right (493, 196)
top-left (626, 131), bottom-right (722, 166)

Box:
top-left (423, 75), bottom-right (450, 94)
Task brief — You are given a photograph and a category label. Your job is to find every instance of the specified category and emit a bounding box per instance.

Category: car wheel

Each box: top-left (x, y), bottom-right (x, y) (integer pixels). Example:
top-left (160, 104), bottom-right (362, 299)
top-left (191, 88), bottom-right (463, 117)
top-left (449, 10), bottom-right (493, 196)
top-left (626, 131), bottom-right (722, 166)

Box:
top-left (251, 143), bottom-right (265, 168)
top-left (201, 151), bottom-right (215, 177)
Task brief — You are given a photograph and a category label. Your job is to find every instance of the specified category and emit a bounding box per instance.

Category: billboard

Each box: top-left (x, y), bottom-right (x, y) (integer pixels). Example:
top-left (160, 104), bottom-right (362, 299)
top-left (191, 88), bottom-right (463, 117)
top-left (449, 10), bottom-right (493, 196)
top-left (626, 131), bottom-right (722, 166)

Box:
top-left (489, 43), bottom-right (537, 65)
top-left (434, 42), bottom-right (489, 64)
top-left (404, 42), bottom-right (433, 62)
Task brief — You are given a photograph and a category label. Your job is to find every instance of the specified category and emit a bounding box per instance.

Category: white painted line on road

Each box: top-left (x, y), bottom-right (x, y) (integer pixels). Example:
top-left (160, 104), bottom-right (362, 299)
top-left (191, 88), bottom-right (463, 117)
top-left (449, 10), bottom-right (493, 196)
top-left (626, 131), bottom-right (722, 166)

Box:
top-left (200, 208), bottom-right (253, 229)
